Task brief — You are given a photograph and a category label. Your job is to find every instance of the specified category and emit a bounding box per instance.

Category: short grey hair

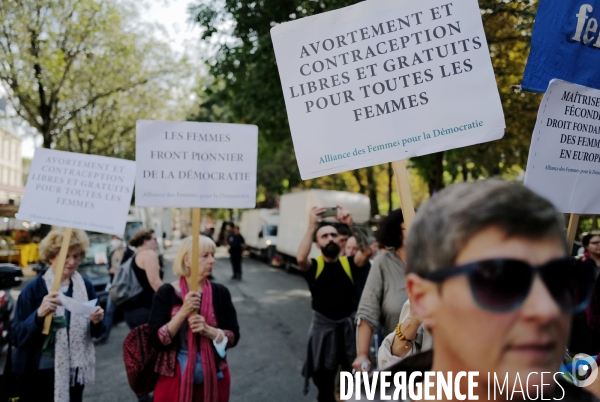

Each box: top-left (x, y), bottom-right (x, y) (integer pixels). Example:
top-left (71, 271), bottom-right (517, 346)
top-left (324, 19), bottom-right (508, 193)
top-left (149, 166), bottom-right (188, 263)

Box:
top-left (406, 180), bottom-right (567, 276)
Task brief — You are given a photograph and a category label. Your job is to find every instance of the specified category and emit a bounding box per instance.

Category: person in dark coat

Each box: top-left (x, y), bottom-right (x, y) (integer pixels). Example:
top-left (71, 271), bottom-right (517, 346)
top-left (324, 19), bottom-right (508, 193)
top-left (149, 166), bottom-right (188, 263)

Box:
top-left (10, 228), bottom-right (105, 402)
top-left (227, 227), bottom-right (245, 280)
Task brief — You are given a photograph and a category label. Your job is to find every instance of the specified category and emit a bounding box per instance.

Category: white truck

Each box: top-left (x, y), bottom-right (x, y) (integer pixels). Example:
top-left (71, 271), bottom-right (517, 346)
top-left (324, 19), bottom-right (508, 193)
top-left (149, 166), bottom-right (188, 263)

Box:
top-left (239, 209), bottom-right (279, 262)
top-left (276, 190), bottom-right (371, 270)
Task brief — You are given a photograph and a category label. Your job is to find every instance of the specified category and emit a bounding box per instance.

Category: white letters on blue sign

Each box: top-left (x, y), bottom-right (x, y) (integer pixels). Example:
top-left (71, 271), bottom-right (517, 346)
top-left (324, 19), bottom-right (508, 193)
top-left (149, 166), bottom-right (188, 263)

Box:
top-left (572, 4), bottom-right (600, 47)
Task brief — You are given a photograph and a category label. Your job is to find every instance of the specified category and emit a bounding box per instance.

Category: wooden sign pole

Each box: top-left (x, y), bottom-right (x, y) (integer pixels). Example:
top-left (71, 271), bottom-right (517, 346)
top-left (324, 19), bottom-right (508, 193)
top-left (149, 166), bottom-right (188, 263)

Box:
top-left (392, 160), bottom-right (416, 229)
top-left (190, 208), bottom-right (201, 316)
top-left (566, 214), bottom-right (581, 250)
top-left (42, 227), bottom-right (73, 335)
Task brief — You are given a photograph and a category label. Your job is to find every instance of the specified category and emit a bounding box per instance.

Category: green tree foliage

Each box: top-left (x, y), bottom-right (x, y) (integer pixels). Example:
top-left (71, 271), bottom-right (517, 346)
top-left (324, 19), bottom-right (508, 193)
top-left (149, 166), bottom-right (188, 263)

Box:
top-left (191, 0), bottom-right (542, 208)
top-left (189, 0), bottom-right (364, 197)
top-left (413, 0), bottom-right (542, 194)
top-left (0, 0), bottom-right (186, 157)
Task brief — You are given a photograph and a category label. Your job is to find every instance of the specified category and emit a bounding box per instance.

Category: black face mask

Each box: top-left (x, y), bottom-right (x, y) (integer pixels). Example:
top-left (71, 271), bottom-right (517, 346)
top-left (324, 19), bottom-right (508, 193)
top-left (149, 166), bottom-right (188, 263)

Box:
top-left (322, 241), bottom-right (341, 258)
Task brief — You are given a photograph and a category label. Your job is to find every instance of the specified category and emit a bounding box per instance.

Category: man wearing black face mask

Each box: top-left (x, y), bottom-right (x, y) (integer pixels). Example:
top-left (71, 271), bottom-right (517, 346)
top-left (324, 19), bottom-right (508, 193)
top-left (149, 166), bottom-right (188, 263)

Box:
top-left (297, 206), bottom-right (372, 402)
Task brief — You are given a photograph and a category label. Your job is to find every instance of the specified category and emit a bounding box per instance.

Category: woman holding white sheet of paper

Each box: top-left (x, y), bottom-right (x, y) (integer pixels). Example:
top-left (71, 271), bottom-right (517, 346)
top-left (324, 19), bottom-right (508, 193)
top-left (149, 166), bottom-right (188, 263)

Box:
top-left (9, 228), bottom-right (105, 402)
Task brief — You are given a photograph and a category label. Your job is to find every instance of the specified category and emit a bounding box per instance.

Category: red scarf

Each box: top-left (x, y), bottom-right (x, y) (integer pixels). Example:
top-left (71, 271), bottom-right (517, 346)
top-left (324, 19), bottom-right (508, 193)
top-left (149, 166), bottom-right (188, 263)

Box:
top-left (179, 277), bottom-right (219, 402)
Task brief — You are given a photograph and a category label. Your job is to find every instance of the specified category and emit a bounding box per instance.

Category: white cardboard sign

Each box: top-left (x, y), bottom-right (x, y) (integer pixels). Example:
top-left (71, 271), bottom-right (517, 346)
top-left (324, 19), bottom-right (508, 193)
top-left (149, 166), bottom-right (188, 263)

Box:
top-left (525, 80), bottom-right (600, 214)
top-left (135, 120), bottom-right (258, 208)
top-left (271, 0), bottom-right (505, 179)
top-left (17, 149), bottom-right (136, 235)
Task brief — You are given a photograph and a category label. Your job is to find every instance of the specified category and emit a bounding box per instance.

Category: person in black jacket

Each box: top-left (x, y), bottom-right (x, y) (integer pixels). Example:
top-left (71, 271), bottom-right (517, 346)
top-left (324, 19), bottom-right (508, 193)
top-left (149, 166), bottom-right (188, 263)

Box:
top-left (149, 235), bottom-right (239, 402)
top-left (10, 228), bottom-right (105, 402)
top-left (227, 226), bottom-right (245, 280)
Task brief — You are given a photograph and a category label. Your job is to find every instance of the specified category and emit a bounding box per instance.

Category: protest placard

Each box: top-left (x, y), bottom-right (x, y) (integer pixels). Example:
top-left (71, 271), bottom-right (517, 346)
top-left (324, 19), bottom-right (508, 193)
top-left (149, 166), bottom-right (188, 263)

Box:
top-left (17, 148), bottom-right (136, 235)
top-left (524, 80), bottom-right (600, 214)
top-left (271, 0), bottom-right (505, 180)
top-left (135, 120), bottom-right (258, 209)
top-left (522, 0), bottom-right (600, 93)
top-left (17, 148), bottom-right (135, 332)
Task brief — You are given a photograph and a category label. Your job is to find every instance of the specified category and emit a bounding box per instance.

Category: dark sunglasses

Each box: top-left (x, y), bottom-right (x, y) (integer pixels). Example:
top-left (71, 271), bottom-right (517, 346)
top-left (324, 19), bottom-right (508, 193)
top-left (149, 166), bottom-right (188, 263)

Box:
top-left (422, 257), bottom-right (594, 313)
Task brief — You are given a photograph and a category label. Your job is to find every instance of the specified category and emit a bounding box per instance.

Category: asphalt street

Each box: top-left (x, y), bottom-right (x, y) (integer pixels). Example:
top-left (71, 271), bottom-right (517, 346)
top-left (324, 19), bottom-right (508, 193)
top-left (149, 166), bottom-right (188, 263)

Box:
top-left (84, 247), bottom-right (318, 402)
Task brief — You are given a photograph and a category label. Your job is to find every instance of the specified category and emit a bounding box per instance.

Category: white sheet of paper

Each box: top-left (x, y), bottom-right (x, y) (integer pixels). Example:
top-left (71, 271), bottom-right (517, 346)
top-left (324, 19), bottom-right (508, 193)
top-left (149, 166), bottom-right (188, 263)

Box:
top-left (525, 80), bottom-right (600, 214)
top-left (58, 293), bottom-right (98, 316)
top-left (135, 120), bottom-right (258, 208)
top-left (17, 149), bottom-right (136, 236)
top-left (271, 0), bottom-right (505, 179)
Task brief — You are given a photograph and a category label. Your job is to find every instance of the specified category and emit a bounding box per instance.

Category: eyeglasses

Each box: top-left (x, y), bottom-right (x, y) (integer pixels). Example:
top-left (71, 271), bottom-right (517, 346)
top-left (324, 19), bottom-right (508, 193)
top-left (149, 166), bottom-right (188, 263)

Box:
top-left (422, 257), bottom-right (594, 313)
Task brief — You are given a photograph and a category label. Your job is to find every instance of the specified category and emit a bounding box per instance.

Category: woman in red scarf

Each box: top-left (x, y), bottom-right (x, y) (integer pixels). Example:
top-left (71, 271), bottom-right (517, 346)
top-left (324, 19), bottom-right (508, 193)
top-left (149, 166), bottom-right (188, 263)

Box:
top-left (149, 236), bottom-right (240, 402)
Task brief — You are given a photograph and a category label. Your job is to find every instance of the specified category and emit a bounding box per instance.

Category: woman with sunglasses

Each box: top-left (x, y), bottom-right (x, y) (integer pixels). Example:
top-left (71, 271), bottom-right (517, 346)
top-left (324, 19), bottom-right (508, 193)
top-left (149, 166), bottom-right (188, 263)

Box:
top-left (356, 180), bottom-right (597, 401)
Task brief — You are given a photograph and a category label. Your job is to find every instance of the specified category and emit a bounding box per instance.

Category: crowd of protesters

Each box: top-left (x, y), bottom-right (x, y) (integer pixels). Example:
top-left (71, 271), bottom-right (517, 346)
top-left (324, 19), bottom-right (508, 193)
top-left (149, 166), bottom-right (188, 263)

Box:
top-left (297, 181), bottom-right (600, 402)
top-left (5, 179), bottom-right (600, 402)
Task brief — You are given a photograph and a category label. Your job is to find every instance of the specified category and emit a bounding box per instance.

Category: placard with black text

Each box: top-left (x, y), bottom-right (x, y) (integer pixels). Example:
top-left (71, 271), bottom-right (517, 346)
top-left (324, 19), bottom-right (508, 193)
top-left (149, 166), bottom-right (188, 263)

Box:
top-left (525, 80), bottom-right (600, 214)
top-left (17, 149), bottom-right (136, 235)
top-left (135, 120), bottom-right (258, 208)
top-left (271, 0), bottom-right (506, 179)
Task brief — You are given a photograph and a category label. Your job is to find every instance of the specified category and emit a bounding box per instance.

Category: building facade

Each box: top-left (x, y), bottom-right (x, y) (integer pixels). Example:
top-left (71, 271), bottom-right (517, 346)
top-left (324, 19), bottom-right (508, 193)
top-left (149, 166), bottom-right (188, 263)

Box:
top-left (0, 126), bottom-right (24, 205)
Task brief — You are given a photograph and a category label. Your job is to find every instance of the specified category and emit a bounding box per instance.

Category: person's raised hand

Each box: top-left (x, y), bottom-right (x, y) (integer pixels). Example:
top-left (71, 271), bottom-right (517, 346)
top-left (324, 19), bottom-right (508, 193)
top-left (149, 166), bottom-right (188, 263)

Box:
top-left (336, 206), bottom-right (353, 226)
top-left (181, 291), bottom-right (201, 316)
top-left (37, 292), bottom-right (61, 318)
top-left (309, 207), bottom-right (326, 226)
top-left (89, 306), bottom-right (104, 324)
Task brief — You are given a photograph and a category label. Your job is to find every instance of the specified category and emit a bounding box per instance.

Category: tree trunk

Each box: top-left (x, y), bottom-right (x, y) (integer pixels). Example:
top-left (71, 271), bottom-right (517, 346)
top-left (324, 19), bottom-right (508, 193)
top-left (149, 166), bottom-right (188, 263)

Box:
top-left (428, 152), bottom-right (445, 196)
top-left (43, 131), bottom-right (52, 148)
top-left (351, 169), bottom-right (367, 194)
top-left (365, 167), bottom-right (380, 217)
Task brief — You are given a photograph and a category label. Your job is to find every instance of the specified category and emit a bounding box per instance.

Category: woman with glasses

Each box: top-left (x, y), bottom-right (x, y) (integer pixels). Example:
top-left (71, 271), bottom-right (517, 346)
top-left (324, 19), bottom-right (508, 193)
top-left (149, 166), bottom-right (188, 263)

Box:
top-left (149, 235), bottom-right (239, 402)
top-left (124, 228), bottom-right (163, 329)
top-left (10, 229), bottom-right (105, 402)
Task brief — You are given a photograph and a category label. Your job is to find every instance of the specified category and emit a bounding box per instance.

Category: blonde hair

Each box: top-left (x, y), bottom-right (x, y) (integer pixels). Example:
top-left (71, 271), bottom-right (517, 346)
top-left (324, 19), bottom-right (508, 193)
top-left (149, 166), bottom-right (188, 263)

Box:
top-left (39, 228), bottom-right (90, 263)
top-left (173, 236), bottom-right (217, 277)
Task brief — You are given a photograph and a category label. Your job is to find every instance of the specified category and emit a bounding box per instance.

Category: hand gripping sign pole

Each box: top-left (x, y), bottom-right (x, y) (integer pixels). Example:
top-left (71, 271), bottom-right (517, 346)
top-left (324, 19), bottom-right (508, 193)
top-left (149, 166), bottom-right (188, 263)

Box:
top-left (42, 227), bottom-right (73, 335)
top-left (190, 208), bottom-right (201, 316)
